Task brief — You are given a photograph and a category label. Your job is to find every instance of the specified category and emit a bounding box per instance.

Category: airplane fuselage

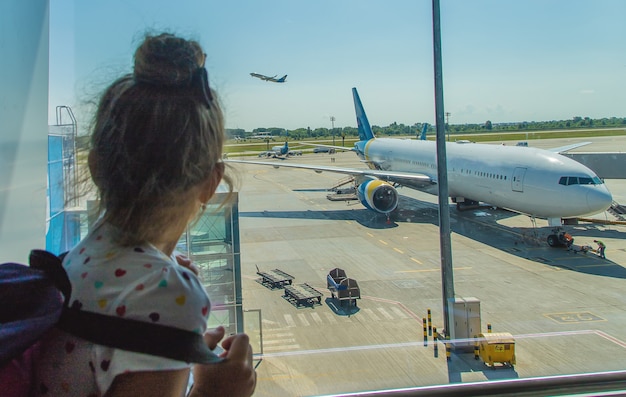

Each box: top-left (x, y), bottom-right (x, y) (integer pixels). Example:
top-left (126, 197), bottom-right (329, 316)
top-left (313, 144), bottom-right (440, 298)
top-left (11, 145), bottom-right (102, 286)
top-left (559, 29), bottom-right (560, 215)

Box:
top-left (358, 138), bottom-right (612, 219)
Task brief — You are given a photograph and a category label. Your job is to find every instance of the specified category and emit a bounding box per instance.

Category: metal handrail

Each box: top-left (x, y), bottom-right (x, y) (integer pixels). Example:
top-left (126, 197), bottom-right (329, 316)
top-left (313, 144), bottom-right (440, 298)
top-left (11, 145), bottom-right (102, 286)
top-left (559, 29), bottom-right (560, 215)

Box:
top-left (317, 370), bottom-right (626, 397)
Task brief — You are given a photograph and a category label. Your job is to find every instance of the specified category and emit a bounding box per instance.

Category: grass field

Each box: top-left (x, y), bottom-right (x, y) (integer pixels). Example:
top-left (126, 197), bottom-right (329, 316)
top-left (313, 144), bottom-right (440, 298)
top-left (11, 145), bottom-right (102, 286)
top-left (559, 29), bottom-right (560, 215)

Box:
top-left (224, 128), bottom-right (626, 157)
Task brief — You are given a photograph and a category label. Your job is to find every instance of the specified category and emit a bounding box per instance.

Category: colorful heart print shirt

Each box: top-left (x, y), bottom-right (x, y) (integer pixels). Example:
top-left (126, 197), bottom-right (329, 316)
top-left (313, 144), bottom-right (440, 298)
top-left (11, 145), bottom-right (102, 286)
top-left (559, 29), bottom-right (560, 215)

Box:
top-left (34, 221), bottom-right (211, 396)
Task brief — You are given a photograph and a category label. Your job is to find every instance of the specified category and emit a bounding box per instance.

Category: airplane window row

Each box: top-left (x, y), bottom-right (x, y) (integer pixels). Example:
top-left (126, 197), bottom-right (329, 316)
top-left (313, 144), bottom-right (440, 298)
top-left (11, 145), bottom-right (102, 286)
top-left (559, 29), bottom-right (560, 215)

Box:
top-left (558, 176), bottom-right (603, 186)
top-left (461, 168), bottom-right (508, 180)
top-left (399, 159), bottom-right (435, 169)
top-left (477, 171), bottom-right (507, 180)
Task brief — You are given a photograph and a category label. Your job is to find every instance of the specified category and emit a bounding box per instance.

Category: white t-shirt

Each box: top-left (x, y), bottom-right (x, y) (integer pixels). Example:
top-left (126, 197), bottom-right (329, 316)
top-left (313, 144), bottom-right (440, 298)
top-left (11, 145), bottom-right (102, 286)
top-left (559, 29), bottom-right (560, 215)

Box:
top-left (34, 222), bottom-right (211, 395)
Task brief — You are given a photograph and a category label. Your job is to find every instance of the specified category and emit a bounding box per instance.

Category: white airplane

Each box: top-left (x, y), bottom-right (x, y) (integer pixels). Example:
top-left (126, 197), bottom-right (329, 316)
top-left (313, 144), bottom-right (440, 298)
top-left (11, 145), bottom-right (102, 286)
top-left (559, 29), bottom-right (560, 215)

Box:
top-left (228, 87), bottom-right (613, 231)
top-left (250, 73), bottom-right (288, 83)
top-left (258, 142), bottom-right (302, 158)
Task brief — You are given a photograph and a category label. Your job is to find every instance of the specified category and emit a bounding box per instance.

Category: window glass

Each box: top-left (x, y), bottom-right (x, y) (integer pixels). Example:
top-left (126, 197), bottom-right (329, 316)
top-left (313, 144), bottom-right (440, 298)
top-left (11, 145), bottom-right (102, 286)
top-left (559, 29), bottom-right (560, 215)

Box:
top-left (44, 1), bottom-right (626, 395)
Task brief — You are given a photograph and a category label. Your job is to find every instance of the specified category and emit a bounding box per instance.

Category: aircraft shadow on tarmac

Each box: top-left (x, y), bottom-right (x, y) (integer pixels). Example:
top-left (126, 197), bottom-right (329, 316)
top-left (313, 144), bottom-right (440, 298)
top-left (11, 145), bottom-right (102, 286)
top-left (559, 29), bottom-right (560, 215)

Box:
top-left (240, 207), bottom-right (399, 230)
top-left (240, 195), bottom-right (626, 278)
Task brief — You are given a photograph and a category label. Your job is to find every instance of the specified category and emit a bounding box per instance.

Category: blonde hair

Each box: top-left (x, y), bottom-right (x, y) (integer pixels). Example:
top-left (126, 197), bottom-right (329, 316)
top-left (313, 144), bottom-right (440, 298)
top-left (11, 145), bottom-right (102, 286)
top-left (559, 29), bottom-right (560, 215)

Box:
top-left (89, 33), bottom-right (232, 246)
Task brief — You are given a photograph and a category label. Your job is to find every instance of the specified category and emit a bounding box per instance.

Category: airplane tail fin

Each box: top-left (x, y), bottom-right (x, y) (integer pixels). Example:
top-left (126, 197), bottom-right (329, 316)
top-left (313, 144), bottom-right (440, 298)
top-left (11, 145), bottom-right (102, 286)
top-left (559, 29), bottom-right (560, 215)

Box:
top-left (419, 123), bottom-right (428, 140)
top-left (278, 75), bottom-right (287, 82)
top-left (352, 88), bottom-right (375, 141)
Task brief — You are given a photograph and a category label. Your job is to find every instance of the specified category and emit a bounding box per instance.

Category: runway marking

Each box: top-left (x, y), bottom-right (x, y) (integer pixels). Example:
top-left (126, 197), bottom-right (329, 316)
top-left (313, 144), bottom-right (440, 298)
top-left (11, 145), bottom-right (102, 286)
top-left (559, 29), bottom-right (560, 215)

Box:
top-left (545, 312), bottom-right (605, 324)
top-left (379, 240), bottom-right (388, 245)
top-left (363, 308), bottom-right (381, 321)
top-left (259, 329), bottom-right (626, 358)
top-left (264, 338), bottom-right (297, 345)
top-left (310, 312), bottom-right (324, 325)
top-left (366, 232), bottom-right (374, 238)
top-left (284, 314), bottom-right (296, 328)
top-left (574, 263), bottom-right (619, 269)
top-left (268, 332), bottom-right (295, 338)
top-left (393, 248), bottom-right (404, 254)
top-left (554, 256), bottom-right (598, 261)
top-left (410, 257), bottom-right (423, 265)
top-left (323, 312), bottom-right (338, 324)
top-left (263, 344), bottom-right (300, 352)
top-left (377, 307), bottom-right (395, 320)
top-left (363, 296), bottom-right (422, 321)
top-left (391, 307), bottom-right (410, 319)
top-left (298, 313), bottom-right (311, 327)
top-left (594, 330), bottom-right (626, 349)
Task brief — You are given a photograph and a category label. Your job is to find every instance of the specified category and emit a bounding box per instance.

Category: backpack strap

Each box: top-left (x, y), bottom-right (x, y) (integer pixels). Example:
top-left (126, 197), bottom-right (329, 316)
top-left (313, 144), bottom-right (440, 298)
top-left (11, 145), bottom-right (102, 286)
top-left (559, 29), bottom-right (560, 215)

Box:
top-left (58, 309), bottom-right (221, 364)
top-left (29, 250), bottom-right (72, 303)
top-left (28, 250), bottom-right (222, 365)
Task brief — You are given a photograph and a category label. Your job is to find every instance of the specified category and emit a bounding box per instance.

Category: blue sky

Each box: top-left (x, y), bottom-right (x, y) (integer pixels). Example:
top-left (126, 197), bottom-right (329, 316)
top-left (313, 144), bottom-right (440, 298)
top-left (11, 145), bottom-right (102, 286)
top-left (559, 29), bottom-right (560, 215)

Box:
top-left (49, 0), bottom-right (626, 131)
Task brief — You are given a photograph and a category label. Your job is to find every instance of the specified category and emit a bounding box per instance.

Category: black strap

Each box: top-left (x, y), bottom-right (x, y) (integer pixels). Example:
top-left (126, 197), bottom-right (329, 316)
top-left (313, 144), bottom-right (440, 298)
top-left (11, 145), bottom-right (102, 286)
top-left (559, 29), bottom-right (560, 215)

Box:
top-left (58, 308), bottom-right (221, 364)
top-left (29, 249), bottom-right (72, 303)
top-left (29, 249), bottom-right (222, 364)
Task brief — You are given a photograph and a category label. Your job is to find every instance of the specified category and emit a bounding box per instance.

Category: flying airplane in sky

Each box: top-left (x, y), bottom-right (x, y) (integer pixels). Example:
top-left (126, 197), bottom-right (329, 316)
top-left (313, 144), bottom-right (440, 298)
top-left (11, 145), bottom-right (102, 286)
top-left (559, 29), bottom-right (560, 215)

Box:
top-left (227, 88), bottom-right (613, 229)
top-left (250, 73), bottom-right (288, 83)
top-left (258, 141), bottom-right (302, 158)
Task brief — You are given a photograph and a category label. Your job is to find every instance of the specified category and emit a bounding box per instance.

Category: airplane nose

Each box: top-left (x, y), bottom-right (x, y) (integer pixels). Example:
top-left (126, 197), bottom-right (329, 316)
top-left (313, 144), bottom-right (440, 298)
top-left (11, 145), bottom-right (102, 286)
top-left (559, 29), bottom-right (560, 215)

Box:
top-left (587, 186), bottom-right (613, 214)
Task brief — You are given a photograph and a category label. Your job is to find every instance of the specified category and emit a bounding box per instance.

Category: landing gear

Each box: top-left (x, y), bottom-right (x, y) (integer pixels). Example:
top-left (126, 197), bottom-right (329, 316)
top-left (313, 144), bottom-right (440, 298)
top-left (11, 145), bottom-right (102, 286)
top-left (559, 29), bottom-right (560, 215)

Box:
top-left (547, 234), bottom-right (559, 247)
top-left (455, 199), bottom-right (480, 211)
top-left (547, 227), bottom-right (573, 248)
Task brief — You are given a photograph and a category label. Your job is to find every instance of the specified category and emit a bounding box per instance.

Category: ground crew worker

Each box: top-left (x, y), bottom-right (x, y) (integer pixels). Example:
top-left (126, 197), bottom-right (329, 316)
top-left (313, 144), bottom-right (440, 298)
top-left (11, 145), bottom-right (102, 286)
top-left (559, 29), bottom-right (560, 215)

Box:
top-left (594, 240), bottom-right (606, 259)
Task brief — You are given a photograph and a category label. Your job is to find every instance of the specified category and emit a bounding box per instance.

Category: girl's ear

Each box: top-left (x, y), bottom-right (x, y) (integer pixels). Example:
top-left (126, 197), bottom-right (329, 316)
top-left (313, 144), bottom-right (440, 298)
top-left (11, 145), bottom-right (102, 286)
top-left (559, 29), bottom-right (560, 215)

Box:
top-left (199, 162), bottom-right (225, 204)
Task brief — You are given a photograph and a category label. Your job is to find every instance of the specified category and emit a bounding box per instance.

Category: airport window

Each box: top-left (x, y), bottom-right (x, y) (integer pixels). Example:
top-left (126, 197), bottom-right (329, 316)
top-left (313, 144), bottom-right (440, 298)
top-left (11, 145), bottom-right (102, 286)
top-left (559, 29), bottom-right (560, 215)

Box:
top-left (4, 1), bottom-right (620, 396)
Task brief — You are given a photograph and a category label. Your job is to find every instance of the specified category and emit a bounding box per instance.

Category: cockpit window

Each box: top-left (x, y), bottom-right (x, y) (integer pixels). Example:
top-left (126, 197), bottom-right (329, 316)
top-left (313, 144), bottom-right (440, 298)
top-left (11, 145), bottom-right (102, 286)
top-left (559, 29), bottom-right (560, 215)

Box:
top-left (559, 176), bottom-right (603, 186)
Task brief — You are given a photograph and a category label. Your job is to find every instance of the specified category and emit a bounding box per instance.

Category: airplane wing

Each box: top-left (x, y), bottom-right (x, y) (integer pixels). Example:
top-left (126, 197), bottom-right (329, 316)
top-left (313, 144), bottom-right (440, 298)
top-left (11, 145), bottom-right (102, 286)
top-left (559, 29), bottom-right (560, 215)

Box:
top-left (547, 141), bottom-right (592, 154)
top-left (250, 73), bottom-right (276, 81)
top-left (226, 159), bottom-right (435, 188)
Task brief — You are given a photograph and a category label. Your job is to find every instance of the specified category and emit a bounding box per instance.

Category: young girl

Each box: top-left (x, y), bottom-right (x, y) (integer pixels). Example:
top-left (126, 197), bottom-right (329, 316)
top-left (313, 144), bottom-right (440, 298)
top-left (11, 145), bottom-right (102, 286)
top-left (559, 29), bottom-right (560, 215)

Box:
top-left (34, 33), bottom-right (256, 396)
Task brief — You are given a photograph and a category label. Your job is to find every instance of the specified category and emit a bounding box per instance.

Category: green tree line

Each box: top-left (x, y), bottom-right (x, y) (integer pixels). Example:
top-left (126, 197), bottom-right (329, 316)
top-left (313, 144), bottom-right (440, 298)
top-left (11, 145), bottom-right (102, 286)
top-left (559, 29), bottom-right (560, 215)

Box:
top-left (227, 116), bottom-right (626, 140)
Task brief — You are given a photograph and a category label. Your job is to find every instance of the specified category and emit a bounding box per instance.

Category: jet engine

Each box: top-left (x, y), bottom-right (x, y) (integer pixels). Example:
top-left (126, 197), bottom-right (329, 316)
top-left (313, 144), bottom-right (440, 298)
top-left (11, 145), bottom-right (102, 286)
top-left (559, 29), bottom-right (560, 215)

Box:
top-left (356, 179), bottom-right (399, 215)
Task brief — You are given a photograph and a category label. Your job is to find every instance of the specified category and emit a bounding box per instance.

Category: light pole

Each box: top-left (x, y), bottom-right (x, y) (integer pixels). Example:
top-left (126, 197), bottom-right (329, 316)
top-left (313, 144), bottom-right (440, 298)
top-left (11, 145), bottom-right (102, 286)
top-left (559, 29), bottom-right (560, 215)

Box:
top-left (433, 0), bottom-right (455, 338)
top-left (330, 116), bottom-right (336, 145)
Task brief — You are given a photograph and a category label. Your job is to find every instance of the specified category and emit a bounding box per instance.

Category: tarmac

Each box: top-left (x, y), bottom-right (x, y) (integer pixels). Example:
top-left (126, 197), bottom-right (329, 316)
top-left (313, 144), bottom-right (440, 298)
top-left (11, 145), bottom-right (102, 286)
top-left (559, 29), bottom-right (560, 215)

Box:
top-left (227, 136), bottom-right (626, 397)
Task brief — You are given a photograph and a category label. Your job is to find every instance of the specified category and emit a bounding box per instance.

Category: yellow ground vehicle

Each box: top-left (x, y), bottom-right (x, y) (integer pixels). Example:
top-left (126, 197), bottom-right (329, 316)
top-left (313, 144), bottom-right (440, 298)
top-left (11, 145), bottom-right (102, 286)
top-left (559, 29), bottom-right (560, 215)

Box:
top-left (478, 332), bottom-right (516, 368)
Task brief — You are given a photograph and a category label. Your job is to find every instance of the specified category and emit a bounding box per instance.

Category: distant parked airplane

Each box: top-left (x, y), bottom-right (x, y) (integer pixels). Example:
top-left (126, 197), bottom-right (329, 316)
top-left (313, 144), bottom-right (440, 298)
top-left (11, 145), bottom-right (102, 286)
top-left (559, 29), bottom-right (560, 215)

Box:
top-left (258, 141), bottom-right (302, 158)
top-left (250, 73), bottom-right (288, 83)
top-left (228, 88), bottom-right (613, 229)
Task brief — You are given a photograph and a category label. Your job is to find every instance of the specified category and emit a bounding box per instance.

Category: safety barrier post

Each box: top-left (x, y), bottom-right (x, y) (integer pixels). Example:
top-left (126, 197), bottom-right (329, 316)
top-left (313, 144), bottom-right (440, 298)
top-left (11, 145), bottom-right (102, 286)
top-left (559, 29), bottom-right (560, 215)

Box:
top-left (427, 309), bottom-right (432, 336)
top-left (474, 335), bottom-right (479, 360)
top-left (423, 318), bottom-right (427, 346)
top-left (433, 326), bottom-right (438, 357)
top-left (445, 336), bottom-right (451, 361)
top-left (487, 323), bottom-right (492, 333)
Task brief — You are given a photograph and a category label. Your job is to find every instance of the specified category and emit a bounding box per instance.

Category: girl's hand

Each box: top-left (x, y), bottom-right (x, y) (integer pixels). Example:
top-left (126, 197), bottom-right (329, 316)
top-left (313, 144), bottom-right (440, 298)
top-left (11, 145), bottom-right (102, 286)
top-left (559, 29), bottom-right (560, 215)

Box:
top-left (174, 253), bottom-right (199, 275)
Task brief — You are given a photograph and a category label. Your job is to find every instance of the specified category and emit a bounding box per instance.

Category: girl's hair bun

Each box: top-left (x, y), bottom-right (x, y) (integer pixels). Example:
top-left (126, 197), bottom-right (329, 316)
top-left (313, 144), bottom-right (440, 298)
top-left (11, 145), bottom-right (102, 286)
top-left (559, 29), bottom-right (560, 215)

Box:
top-left (133, 33), bottom-right (203, 87)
